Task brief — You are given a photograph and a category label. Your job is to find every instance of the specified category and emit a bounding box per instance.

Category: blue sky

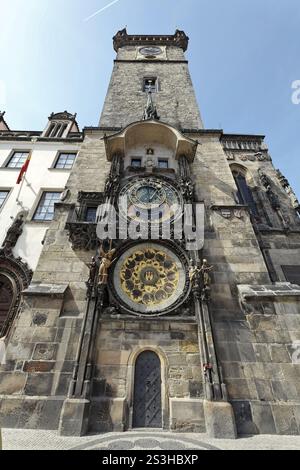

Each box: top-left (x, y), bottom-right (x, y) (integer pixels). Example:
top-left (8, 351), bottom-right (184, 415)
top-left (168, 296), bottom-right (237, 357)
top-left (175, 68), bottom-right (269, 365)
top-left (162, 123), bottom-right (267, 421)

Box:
top-left (1, 0), bottom-right (300, 196)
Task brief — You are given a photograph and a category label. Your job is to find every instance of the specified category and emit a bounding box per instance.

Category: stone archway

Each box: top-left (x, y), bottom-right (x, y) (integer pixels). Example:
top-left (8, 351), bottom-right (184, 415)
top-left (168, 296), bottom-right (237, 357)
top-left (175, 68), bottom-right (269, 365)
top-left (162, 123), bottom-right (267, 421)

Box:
top-left (132, 350), bottom-right (162, 429)
top-left (0, 274), bottom-right (16, 334)
top-left (0, 250), bottom-right (32, 337)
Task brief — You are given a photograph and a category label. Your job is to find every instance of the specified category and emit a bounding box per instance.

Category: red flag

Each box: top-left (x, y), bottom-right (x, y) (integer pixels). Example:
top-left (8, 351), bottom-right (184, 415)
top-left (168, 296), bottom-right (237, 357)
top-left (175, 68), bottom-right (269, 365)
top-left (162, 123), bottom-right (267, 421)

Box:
top-left (16, 154), bottom-right (31, 184)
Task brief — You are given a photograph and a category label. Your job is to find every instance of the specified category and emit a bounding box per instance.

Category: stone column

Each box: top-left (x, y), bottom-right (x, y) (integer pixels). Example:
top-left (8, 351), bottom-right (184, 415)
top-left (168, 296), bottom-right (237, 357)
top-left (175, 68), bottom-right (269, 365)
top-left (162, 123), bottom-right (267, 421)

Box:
top-left (59, 278), bottom-right (104, 436)
top-left (191, 256), bottom-right (237, 439)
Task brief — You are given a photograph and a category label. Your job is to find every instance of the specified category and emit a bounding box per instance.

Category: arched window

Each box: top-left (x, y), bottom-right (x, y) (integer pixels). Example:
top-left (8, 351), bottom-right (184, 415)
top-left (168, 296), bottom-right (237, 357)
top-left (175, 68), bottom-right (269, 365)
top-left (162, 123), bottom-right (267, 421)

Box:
top-left (232, 169), bottom-right (258, 216)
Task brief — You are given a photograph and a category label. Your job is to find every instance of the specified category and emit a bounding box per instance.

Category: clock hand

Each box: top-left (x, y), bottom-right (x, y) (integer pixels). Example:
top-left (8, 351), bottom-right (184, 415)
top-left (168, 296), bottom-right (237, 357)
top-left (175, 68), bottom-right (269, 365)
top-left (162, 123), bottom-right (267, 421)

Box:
top-left (149, 189), bottom-right (159, 203)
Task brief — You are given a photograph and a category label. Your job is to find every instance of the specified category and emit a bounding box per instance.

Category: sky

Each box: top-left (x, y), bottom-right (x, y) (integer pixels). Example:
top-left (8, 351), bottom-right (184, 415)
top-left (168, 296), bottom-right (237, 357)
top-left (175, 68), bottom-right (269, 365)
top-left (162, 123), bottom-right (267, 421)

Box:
top-left (0, 0), bottom-right (300, 197)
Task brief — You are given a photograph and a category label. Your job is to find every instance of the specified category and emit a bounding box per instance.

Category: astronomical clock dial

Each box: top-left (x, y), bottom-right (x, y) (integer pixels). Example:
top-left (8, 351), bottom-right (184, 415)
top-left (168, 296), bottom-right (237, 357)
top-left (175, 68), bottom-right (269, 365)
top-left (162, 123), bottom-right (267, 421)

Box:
top-left (111, 243), bottom-right (189, 315)
top-left (119, 177), bottom-right (183, 223)
top-left (139, 46), bottom-right (163, 58)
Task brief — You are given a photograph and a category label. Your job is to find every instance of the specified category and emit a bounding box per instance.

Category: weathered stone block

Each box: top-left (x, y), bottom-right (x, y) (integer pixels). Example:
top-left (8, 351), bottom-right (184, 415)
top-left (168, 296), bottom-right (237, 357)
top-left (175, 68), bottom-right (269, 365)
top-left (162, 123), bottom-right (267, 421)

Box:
top-left (24, 373), bottom-right (53, 396)
top-left (0, 372), bottom-right (26, 395)
top-left (59, 398), bottom-right (91, 436)
top-left (189, 381), bottom-right (203, 398)
top-left (251, 403), bottom-right (276, 435)
top-left (203, 400), bottom-right (237, 439)
top-left (180, 341), bottom-right (198, 353)
top-left (33, 343), bottom-right (58, 361)
top-left (170, 398), bottom-right (205, 433)
top-left (254, 379), bottom-right (273, 401)
top-left (231, 400), bottom-right (258, 435)
top-left (272, 404), bottom-right (299, 435)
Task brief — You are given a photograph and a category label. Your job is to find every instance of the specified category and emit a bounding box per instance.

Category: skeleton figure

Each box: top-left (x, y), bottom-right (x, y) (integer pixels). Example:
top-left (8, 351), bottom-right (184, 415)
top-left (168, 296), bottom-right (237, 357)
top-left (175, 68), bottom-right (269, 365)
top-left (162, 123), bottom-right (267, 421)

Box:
top-left (86, 257), bottom-right (97, 297)
top-left (98, 245), bottom-right (116, 285)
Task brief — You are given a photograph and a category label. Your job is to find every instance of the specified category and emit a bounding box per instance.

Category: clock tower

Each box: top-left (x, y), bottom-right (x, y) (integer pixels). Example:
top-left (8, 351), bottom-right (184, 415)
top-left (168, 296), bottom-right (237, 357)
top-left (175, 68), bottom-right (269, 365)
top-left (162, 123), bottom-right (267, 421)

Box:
top-left (3, 29), bottom-right (300, 439)
top-left (59, 29), bottom-right (233, 436)
top-left (100, 29), bottom-right (203, 130)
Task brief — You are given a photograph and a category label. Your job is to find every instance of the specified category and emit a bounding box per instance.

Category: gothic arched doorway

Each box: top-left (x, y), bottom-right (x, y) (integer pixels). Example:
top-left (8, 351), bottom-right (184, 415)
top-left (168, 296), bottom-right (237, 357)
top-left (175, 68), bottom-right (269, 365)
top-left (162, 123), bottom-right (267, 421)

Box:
top-left (0, 252), bottom-right (32, 338)
top-left (132, 351), bottom-right (162, 428)
top-left (0, 274), bottom-right (16, 335)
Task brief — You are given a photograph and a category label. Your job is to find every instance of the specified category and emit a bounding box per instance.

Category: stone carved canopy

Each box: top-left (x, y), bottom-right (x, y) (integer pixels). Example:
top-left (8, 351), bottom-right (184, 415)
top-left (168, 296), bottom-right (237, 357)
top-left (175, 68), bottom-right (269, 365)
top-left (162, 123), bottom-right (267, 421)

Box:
top-left (104, 120), bottom-right (198, 163)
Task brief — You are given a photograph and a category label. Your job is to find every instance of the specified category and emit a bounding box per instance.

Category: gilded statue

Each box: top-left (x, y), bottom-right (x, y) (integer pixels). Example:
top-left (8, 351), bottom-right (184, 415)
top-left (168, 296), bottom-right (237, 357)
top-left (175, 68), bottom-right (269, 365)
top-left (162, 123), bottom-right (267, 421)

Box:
top-left (98, 245), bottom-right (116, 285)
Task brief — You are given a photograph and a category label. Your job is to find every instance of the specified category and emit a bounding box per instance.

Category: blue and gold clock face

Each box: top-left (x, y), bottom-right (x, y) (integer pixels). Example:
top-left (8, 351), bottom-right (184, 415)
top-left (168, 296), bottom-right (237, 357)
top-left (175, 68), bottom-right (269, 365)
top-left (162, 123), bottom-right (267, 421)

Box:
top-left (119, 177), bottom-right (182, 223)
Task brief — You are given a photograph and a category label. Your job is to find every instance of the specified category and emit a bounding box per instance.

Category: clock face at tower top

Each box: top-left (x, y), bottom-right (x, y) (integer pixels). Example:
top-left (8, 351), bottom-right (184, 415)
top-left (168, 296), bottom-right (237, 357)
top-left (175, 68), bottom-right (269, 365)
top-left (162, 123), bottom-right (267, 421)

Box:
top-left (119, 177), bottom-right (183, 223)
top-left (139, 46), bottom-right (163, 57)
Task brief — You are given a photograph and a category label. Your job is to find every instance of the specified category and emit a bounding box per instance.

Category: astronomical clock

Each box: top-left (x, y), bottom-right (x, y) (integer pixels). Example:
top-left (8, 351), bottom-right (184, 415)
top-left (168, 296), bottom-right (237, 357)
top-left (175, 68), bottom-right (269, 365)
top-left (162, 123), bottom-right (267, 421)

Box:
top-left (119, 176), bottom-right (183, 223)
top-left (109, 176), bottom-right (191, 316)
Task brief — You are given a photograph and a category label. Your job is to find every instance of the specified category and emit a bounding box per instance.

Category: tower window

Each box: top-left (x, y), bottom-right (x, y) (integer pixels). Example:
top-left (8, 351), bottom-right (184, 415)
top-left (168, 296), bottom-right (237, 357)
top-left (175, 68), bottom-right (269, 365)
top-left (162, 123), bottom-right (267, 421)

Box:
top-left (143, 78), bottom-right (158, 93)
top-left (158, 159), bottom-right (169, 169)
top-left (33, 191), bottom-right (61, 221)
top-left (85, 207), bottom-right (97, 223)
top-left (131, 158), bottom-right (142, 168)
top-left (54, 152), bottom-right (77, 170)
top-left (0, 191), bottom-right (9, 209)
top-left (232, 170), bottom-right (258, 216)
top-left (6, 151), bottom-right (29, 169)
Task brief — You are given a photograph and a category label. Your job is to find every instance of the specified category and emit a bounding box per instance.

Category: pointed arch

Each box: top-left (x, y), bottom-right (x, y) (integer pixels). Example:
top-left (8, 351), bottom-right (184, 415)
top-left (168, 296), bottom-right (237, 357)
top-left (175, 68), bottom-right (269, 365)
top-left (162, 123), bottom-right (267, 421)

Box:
top-left (0, 251), bottom-right (32, 337)
top-left (230, 163), bottom-right (258, 216)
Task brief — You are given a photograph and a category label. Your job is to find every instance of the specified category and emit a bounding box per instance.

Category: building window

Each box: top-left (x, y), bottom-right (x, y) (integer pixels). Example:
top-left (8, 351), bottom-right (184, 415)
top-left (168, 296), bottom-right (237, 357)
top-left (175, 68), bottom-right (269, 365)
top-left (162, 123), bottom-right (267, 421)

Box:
top-left (143, 78), bottom-right (157, 93)
top-left (0, 191), bottom-right (9, 209)
top-left (55, 153), bottom-right (76, 170)
top-left (85, 207), bottom-right (97, 223)
top-left (232, 170), bottom-right (258, 216)
top-left (6, 151), bottom-right (29, 169)
top-left (33, 192), bottom-right (61, 221)
top-left (158, 159), bottom-right (169, 169)
top-left (131, 158), bottom-right (142, 168)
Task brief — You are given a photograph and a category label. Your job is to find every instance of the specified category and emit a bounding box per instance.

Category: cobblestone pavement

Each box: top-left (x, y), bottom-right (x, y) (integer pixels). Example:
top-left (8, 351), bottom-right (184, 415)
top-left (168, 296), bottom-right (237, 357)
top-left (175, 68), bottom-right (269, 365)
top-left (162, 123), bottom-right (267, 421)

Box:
top-left (2, 429), bottom-right (300, 450)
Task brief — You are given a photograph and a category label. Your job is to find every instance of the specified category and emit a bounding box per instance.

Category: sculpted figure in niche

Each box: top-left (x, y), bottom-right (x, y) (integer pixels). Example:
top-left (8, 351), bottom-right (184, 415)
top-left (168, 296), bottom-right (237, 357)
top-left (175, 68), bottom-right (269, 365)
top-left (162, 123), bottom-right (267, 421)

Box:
top-left (2, 214), bottom-right (24, 253)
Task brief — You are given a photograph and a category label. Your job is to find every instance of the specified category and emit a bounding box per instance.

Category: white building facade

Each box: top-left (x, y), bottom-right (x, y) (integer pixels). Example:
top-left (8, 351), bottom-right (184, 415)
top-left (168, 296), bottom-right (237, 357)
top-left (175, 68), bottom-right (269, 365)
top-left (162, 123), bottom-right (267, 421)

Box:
top-left (0, 111), bottom-right (82, 335)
